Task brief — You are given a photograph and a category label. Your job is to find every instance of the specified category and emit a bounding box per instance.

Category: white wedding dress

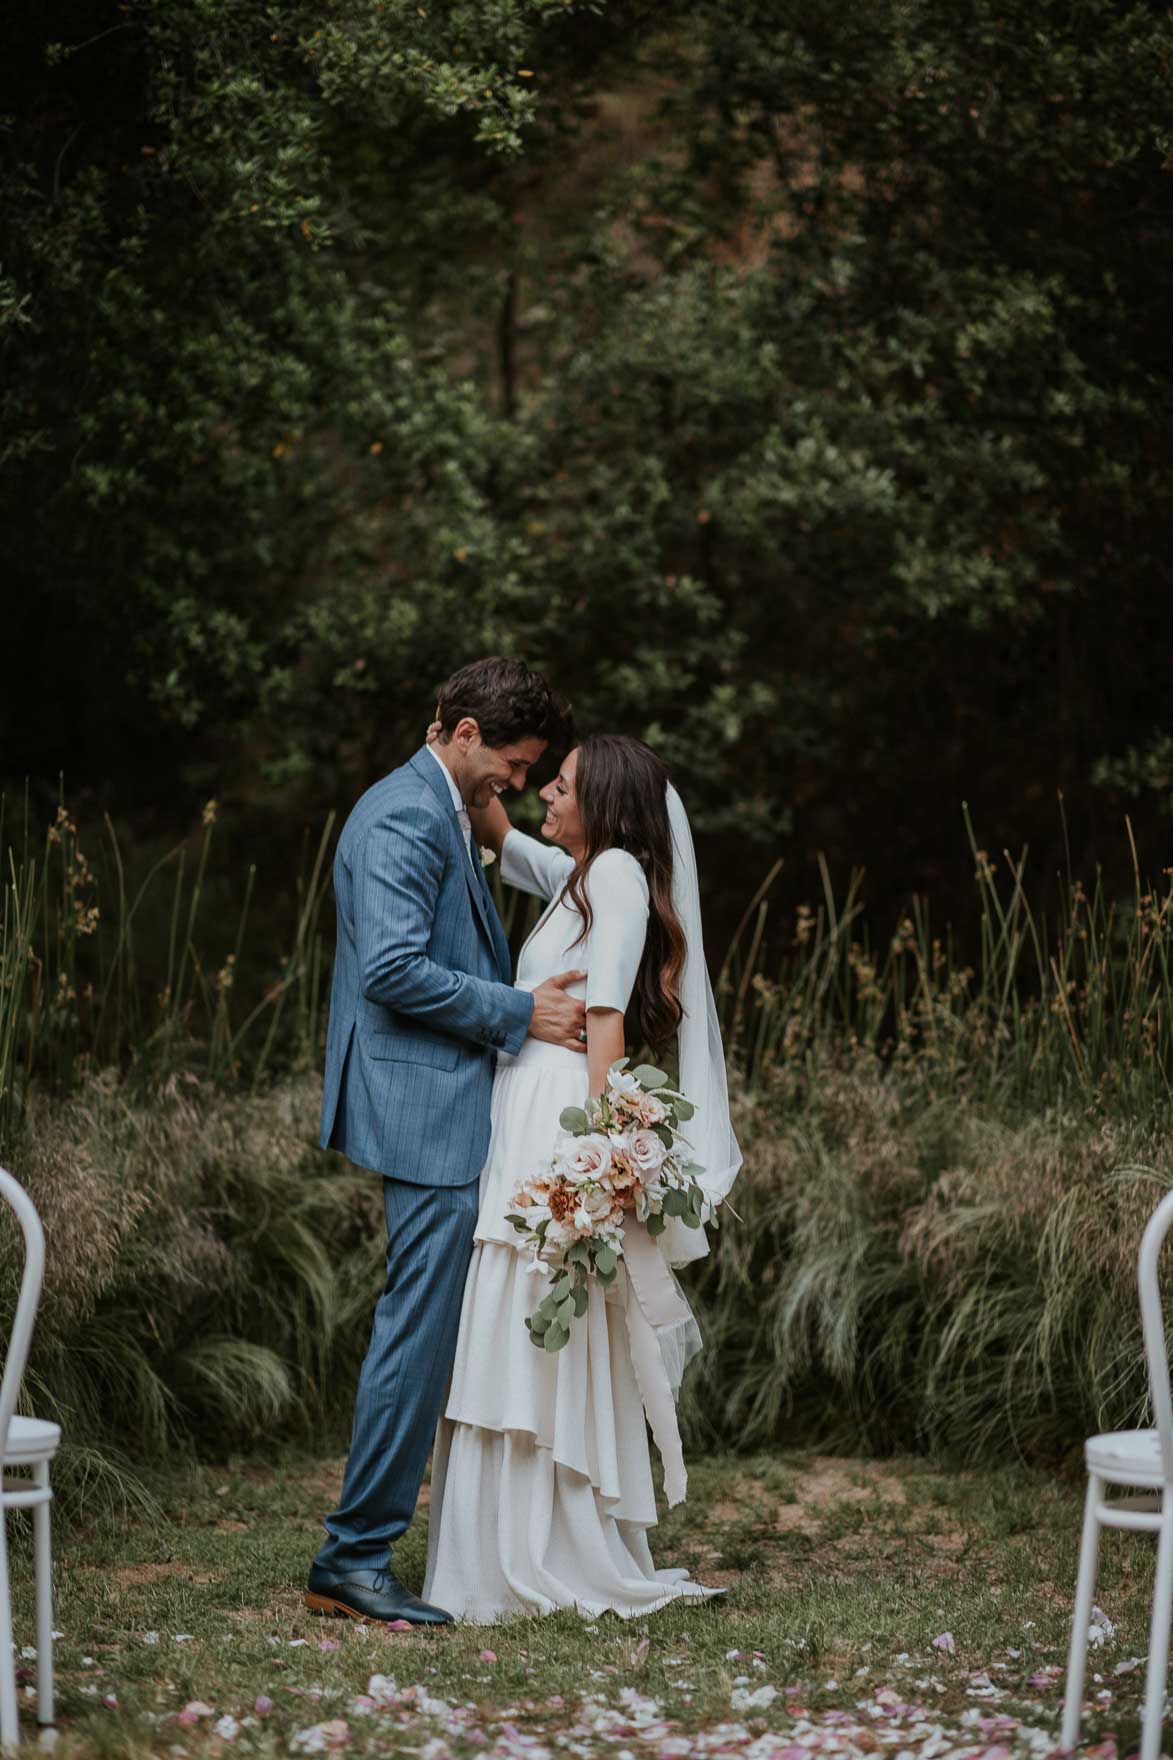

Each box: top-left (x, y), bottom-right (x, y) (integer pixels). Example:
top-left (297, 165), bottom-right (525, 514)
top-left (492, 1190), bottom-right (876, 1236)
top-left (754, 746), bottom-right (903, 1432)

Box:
top-left (423, 827), bottom-right (718, 1622)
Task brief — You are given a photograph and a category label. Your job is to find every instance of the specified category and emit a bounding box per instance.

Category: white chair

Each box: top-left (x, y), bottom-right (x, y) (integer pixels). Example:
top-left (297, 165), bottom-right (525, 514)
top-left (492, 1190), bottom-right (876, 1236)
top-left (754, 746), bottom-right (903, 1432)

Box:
top-left (1063, 1186), bottom-right (1173, 1760)
top-left (0, 1168), bottom-right (60, 1752)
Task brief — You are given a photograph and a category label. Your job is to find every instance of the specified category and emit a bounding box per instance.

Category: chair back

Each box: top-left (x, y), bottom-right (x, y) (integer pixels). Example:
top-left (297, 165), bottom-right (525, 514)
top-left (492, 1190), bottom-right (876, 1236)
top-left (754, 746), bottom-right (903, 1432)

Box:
top-left (1138, 1186), bottom-right (1173, 1482)
top-left (0, 1166), bottom-right (46, 1462)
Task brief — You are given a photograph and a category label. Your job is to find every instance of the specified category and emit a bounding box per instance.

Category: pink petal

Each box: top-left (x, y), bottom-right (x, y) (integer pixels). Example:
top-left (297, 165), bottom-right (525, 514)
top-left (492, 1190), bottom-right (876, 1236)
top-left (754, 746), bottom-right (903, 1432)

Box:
top-left (479, 1650), bottom-right (498, 1663)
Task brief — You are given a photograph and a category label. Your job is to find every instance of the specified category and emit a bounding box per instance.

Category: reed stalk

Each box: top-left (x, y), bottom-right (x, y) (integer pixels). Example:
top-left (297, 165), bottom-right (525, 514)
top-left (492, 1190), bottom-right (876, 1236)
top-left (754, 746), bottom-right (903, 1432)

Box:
top-left (0, 794), bottom-right (335, 1157)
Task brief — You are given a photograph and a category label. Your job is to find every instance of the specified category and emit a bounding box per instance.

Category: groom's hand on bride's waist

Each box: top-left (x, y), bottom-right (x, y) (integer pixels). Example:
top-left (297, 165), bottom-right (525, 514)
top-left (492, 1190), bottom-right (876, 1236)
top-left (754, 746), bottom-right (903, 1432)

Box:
top-left (527, 970), bottom-right (588, 1052)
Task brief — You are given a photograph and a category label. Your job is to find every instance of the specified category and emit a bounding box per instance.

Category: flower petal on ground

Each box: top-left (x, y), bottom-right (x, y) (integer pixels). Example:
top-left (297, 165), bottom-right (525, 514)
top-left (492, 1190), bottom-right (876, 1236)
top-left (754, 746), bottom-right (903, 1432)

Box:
top-left (290, 1718), bottom-right (351, 1753)
top-left (731, 1684), bottom-right (778, 1713)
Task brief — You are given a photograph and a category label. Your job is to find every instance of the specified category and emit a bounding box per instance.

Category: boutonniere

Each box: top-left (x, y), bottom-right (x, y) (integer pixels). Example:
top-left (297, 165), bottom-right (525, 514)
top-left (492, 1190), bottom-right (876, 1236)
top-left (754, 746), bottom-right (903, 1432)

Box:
top-left (480, 846), bottom-right (496, 868)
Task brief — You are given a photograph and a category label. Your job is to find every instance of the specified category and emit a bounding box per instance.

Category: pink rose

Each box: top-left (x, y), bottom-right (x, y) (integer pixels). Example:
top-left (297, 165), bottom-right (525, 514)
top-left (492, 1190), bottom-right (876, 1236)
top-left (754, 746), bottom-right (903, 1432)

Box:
top-left (560, 1132), bottom-right (613, 1186)
top-left (627, 1129), bottom-right (668, 1178)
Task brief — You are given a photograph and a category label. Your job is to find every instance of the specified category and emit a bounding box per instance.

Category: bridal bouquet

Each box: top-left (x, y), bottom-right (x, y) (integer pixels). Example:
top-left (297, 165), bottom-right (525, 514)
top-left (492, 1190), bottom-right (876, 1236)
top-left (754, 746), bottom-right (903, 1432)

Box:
top-left (506, 1059), bottom-right (714, 1353)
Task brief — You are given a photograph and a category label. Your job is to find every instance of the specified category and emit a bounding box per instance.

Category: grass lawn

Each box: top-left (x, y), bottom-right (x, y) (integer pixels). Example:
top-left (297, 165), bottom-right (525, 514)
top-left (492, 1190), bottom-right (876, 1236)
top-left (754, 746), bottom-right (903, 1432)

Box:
top-left (4, 1449), bottom-right (1159, 1757)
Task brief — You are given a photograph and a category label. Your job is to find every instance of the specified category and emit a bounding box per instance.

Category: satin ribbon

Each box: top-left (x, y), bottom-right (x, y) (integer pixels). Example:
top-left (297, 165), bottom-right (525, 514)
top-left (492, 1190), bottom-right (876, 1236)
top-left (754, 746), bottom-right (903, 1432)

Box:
top-left (621, 1224), bottom-right (693, 1507)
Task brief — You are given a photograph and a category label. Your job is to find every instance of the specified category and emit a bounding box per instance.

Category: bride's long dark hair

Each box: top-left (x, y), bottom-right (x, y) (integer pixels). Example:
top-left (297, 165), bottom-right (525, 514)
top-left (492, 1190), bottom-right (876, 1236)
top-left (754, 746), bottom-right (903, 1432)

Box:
top-left (562, 734), bottom-right (686, 1053)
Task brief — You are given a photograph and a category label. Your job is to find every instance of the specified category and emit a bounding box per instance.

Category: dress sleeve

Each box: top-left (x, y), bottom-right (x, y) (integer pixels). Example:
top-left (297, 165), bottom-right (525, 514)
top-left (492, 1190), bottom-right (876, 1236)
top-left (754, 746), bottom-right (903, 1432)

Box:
top-left (583, 850), bottom-right (650, 1014)
top-left (500, 827), bottom-right (575, 902)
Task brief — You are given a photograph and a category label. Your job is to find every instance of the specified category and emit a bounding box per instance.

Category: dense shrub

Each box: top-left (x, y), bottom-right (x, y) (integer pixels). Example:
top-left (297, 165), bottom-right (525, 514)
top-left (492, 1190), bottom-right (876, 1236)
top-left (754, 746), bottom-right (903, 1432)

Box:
top-left (0, 1074), bottom-right (383, 1512)
top-left (4, 821), bottom-right (1172, 1503)
top-left (4, 1054), bottom-right (1167, 1509)
top-left (680, 1063), bottom-right (1168, 1464)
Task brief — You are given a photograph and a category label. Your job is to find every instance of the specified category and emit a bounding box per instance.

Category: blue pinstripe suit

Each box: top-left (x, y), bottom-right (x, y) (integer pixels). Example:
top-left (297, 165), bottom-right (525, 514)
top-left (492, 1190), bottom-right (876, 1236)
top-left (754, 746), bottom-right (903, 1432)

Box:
top-left (315, 747), bottom-right (534, 1576)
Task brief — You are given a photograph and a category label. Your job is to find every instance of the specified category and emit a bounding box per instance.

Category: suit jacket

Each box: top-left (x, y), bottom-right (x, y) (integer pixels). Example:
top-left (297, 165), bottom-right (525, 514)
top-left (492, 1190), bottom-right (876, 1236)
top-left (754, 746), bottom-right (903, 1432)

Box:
top-left (320, 747), bottom-right (534, 1185)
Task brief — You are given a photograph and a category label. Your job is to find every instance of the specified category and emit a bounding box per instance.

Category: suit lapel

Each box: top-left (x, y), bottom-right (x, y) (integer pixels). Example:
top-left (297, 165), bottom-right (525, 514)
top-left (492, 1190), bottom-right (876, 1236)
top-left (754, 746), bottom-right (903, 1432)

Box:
top-left (462, 835), bottom-right (501, 962)
top-left (474, 848), bottom-right (514, 982)
top-left (407, 748), bottom-right (508, 973)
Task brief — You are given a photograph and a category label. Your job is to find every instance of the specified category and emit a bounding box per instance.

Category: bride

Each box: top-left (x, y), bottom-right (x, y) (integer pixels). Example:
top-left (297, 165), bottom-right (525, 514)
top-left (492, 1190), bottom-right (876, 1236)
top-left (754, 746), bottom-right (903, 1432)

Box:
top-left (422, 730), bottom-right (742, 1621)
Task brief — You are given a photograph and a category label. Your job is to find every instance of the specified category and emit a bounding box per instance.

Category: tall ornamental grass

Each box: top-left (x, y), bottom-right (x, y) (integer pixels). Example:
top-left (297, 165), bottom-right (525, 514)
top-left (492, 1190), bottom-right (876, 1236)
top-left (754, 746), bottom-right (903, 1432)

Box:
top-left (3, 792), bottom-right (1173, 1499)
top-left (0, 790), bottom-right (542, 1509)
top-left (680, 809), bottom-right (1173, 1462)
top-left (0, 1072), bottom-right (384, 1516)
top-left (0, 793), bottom-right (335, 1156)
top-left (679, 1069), bottom-right (1169, 1463)
top-left (721, 805), bottom-right (1171, 1111)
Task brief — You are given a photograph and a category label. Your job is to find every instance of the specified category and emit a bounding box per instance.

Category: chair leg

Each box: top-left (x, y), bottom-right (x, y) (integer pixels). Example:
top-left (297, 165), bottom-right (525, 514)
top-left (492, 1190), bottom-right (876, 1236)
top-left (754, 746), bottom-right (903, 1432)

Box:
top-left (33, 1467), bottom-right (53, 1728)
top-left (1140, 1504), bottom-right (1173, 1760)
top-left (0, 1505), bottom-right (19, 1755)
top-left (1062, 1473), bottom-right (1104, 1750)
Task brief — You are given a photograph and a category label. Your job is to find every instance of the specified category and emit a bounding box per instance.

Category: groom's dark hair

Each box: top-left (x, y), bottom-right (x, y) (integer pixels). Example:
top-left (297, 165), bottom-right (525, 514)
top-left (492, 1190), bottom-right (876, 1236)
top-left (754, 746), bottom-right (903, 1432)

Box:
top-left (435, 657), bottom-right (571, 750)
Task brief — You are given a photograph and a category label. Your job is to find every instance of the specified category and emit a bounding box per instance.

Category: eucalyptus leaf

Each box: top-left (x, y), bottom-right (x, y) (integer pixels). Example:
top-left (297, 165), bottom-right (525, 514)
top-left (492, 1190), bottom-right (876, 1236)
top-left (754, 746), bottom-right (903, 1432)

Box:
top-left (673, 1099), bottom-right (695, 1120)
top-left (594, 1245), bottom-right (617, 1276)
top-left (543, 1322), bottom-right (570, 1352)
top-left (559, 1106), bottom-right (589, 1134)
top-left (632, 1064), bottom-right (668, 1088)
top-left (662, 1188), bottom-right (687, 1217)
top-left (556, 1295), bottom-right (576, 1327)
top-left (681, 1207), bottom-right (700, 1227)
top-left (571, 1283), bottom-right (589, 1317)
top-left (646, 1210), bottom-right (667, 1236)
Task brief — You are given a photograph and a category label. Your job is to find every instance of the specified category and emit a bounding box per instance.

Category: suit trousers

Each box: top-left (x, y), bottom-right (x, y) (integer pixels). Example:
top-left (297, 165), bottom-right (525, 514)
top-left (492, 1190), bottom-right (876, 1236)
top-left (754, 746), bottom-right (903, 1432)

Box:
top-left (314, 1173), bottom-right (480, 1576)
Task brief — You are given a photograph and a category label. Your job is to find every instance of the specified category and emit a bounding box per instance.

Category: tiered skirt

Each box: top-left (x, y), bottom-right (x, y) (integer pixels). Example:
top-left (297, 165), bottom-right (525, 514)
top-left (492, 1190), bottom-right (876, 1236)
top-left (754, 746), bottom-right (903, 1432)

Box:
top-left (422, 1040), bottom-right (715, 1622)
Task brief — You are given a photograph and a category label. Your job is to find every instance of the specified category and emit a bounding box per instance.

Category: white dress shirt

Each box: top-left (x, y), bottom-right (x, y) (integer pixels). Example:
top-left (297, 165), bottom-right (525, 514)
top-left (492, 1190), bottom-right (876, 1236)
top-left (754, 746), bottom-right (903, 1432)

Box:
top-left (427, 743), bottom-right (473, 856)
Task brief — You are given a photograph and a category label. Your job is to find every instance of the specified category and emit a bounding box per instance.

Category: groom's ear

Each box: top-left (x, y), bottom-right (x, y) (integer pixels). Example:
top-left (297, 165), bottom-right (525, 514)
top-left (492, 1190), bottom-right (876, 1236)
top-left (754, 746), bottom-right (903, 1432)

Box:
top-left (451, 715), bottom-right (482, 750)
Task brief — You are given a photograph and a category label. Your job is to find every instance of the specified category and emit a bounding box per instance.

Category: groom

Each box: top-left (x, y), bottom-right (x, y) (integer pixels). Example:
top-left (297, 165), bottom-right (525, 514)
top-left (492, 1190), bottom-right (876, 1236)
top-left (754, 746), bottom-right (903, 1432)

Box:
top-left (306, 657), bottom-right (585, 1625)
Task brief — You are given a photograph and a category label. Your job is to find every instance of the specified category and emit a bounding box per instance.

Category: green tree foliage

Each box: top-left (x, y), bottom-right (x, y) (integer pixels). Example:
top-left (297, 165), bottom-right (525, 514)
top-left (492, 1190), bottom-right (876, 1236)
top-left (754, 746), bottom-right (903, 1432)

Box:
top-left (0, 0), bottom-right (647, 785)
top-left (633, 0), bottom-right (1173, 886)
top-left (3, 0), bottom-right (1171, 917)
